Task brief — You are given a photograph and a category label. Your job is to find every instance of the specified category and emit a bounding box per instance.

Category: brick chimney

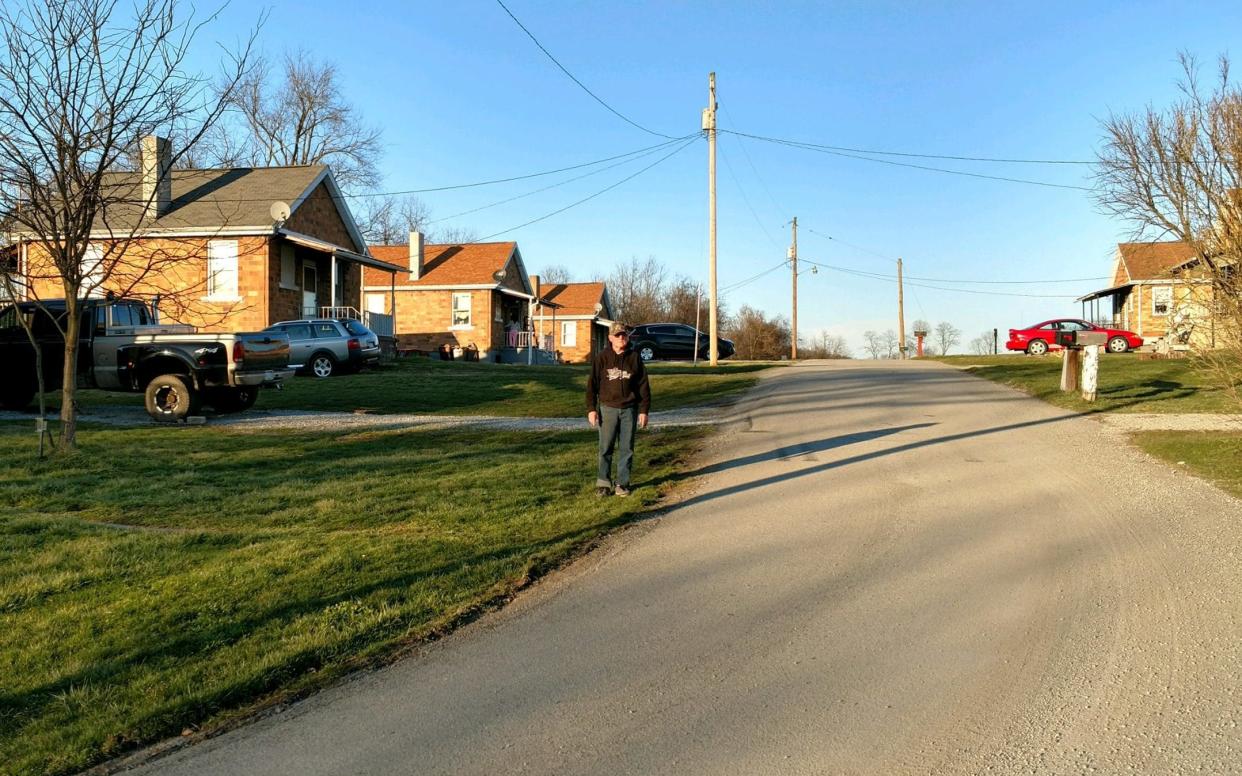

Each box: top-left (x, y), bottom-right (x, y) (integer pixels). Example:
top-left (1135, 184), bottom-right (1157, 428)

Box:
top-left (409, 230), bottom-right (424, 279)
top-left (140, 136), bottom-right (172, 219)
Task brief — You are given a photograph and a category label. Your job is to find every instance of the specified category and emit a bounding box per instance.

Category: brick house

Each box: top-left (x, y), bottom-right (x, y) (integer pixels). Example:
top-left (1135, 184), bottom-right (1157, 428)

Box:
top-left (13, 136), bottom-right (403, 336)
top-left (535, 281), bottom-right (614, 363)
top-left (364, 236), bottom-right (548, 361)
top-left (1077, 241), bottom-right (1218, 349)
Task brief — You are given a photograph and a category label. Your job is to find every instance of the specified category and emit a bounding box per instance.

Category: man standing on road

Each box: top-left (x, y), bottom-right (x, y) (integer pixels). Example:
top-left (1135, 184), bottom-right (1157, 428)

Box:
top-left (586, 322), bottom-right (651, 497)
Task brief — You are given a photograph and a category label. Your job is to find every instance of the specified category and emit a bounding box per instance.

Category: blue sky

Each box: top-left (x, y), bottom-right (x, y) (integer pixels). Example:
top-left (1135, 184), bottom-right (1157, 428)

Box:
top-left (197, 0), bottom-right (1240, 354)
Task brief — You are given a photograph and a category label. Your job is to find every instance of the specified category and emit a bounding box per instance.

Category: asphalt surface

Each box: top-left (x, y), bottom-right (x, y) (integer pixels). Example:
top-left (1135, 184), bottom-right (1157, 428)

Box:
top-left (123, 360), bottom-right (1240, 775)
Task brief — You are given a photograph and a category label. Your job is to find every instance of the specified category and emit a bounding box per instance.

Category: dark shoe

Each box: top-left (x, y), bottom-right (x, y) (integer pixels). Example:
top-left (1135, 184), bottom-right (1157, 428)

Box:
top-left (595, 486), bottom-right (612, 498)
top-left (614, 485), bottom-right (631, 497)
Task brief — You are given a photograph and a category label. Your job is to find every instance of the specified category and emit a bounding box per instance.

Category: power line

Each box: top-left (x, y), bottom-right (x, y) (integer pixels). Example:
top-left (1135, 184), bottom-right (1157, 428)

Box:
top-left (427, 137), bottom-right (692, 225)
top-left (718, 133), bottom-right (781, 250)
top-left (719, 259), bottom-right (788, 294)
top-left (494, 0), bottom-right (679, 140)
top-left (800, 259), bottom-right (1081, 298)
top-left (721, 129), bottom-right (1093, 165)
top-left (802, 226), bottom-right (1107, 283)
top-left (722, 130), bottom-right (1093, 192)
top-left (473, 136), bottom-right (697, 242)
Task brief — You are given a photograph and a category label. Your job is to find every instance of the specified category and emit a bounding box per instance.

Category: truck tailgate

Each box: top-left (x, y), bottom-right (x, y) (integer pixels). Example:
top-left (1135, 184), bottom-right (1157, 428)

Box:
top-left (234, 332), bottom-right (290, 373)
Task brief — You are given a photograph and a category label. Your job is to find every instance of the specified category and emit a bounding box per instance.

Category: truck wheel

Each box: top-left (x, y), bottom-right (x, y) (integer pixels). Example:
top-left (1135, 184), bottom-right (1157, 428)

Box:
top-left (309, 352), bottom-right (336, 378)
top-left (207, 387), bottom-right (258, 413)
top-left (0, 379), bottom-right (36, 411)
top-left (145, 374), bottom-right (200, 422)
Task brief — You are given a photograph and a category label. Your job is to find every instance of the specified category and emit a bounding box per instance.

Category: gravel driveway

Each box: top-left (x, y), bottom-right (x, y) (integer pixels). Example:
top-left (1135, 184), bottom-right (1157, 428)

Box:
top-left (0, 405), bottom-right (724, 432)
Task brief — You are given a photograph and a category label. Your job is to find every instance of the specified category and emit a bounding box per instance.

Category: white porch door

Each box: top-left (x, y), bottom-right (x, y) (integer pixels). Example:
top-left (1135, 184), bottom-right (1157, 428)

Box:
top-left (302, 265), bottom-right (318, 317)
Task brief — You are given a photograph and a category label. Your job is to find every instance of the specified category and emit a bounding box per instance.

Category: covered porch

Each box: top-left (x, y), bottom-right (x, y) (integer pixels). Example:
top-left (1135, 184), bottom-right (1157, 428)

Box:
top-left (279, 229), bottom-right (402, 347)
top-left (1077, 283), bottom-right (1133, 330)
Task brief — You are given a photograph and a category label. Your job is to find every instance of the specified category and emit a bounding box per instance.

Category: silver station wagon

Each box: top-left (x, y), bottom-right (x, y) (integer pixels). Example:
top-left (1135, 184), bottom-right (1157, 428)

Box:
top-left (264, 318), bottom-right (381, 377)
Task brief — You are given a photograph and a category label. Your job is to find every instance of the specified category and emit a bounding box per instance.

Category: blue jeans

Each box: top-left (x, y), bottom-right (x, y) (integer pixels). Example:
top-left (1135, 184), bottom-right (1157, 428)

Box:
top-left (597, 405), bottom-right (637, 488)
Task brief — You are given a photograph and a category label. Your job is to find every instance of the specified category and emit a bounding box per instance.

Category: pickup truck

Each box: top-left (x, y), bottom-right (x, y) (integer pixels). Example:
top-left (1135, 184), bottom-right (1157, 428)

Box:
top-left (0, 297), bottom-right (293, 421)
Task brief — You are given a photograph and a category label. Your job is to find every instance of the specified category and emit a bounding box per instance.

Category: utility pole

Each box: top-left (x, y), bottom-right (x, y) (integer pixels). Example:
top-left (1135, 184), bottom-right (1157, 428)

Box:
top-left (704, 72), bottom-right (718, 366)
top-left (897, 257), bottom-right (906, 359)
top-left (790, 216), bottom-right (798, 360)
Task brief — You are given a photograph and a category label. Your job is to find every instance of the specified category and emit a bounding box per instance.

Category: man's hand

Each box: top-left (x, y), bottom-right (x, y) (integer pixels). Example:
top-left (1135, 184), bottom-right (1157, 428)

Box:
top-left (588, 410), bottom-right (598, 427)
top-left (638, 413), bottom-right (648, 429)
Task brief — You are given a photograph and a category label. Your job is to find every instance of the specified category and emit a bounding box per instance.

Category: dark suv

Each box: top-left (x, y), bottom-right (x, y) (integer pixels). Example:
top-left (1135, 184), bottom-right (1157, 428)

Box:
top-left (629, 323), bottom-right (735, 362)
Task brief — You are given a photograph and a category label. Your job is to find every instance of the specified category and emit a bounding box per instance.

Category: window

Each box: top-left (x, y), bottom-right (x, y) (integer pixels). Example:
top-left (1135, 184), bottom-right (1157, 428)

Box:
top-left (108, 303), bottom-right (150, 328)
top-left (341, 319), bottom-right (370, 336)
top-left (280, 244), bottom-right (296, 289)
top-left (285, 324), bottom-right (313, 340)
top-left (561, 320), bottom-right (577, 347)
top-left (311, 321), bottom-right (340, 338)
top-left (81, 245), bottom-right (106, 298)
top-left (207, 240), bottom-right (239, 300)
top-left (365, 293), bottom-right (386, 315)
top-left (451, 292), bottom-right (471, 327)
top-left (1152, 286), bottom-right (1172, 316)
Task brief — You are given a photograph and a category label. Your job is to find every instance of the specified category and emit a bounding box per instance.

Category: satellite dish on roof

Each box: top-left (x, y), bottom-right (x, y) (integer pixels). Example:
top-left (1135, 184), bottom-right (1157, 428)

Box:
top-left (270, 201), bottom-right (291, 223)
top-left (492, 269), bottom-right (507, 282)
top-left (594, 302), bottom-right (603, 314)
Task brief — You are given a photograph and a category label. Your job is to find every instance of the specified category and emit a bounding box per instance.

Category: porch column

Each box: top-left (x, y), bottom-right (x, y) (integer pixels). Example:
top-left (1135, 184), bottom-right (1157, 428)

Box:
top-left (527, 297), bottom-right (534, 365)
top-left (330, 255), bottom-right (337, 311)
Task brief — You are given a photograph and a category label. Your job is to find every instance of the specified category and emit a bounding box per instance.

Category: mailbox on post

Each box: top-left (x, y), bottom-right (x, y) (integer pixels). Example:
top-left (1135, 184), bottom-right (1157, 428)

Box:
top-left (1075, 330), bottom-right (1108, 348)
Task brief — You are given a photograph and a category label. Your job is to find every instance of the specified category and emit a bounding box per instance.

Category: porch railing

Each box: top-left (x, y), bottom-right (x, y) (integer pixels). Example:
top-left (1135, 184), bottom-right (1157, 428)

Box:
top-left (309, 306), bottom-right (395, 338)
top-left (511, 331), bottom-right (554, 350)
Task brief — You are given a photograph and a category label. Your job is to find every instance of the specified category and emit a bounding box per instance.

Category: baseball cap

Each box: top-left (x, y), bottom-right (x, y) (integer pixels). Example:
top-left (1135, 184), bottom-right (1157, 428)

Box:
top-left (608, 322), bottom-right (630, 336)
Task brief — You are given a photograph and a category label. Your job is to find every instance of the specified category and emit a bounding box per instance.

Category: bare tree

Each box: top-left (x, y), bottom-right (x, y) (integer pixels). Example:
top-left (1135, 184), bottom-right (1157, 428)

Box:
top-left (726, 305), bottom-right (790, 360)
top-left (607, 256), bottom-right (668, 324)
top-left (539, 265), bottom-right (573, 284)
top-left (802, 330), bottom-right (851, 359)
top-left (969, 330), bottom-right (995, 355)
top-left (360, 195), bottom-right (432, 245)
top-left (934, 321), bottom-right (962, 355)
top-left (1097, 53), bottom-right (1242, 404)
top-left (862, 330), bottom-right (884, 359)
top-left (882, 329), bottom-right (900, 358)
top-left (208, 49), bottom-right (381, 190)
top-left (0, 0), bottom-right (255, 450)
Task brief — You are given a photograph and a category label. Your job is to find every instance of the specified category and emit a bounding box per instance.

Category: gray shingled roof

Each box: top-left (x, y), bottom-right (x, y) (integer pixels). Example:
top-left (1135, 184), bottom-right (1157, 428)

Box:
top-left (93, 165), bottom-right (327, 233)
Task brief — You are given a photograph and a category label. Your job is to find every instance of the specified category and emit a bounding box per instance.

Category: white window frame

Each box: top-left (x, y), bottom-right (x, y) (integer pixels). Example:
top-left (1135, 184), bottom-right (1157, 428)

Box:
top-left (206, 240), bottom-right (240, 301)
top-left (81, 244), bottom-right (106, 298)
top-left (560, 320), bottom-right (577, 347)
top-left (450, 292), bottom-right (472, 329)
top-left (279, 244), bottom-right (297, 289)
top-left (1151, 285), bottom-right (1172, 317)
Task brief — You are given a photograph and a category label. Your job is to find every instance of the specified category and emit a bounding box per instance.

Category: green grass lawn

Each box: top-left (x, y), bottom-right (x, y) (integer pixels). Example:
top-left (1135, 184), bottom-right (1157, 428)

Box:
top-left (34, 359), bottom-right (770, 417)
top-left (933, 354), bottom-right (1239, 414)
top-left (1130, 430), bottom-right (1242, 499)
top-left (0, 422), bottom-right (707, 776)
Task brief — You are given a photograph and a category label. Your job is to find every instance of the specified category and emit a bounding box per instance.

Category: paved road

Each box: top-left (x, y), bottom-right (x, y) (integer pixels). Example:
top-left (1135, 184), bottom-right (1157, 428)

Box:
top-left (126, 360), bottom-right (1240, 775)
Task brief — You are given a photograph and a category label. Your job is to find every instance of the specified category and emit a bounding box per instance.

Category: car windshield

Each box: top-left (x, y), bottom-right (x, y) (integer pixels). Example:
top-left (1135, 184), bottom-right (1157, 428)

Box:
top-left (340, 320), bottom-right (371, 336)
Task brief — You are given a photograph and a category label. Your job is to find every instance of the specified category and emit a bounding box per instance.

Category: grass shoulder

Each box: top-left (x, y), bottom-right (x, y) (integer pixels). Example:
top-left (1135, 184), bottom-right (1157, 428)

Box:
top-left (36, 358), bottom-right (770, 418)
top-left (932, 353), bottom-right (1238, 414)
top-left (1129, 430), bottom-right (1242, 499)
top-left (0, 422), bottom-right (708, 775)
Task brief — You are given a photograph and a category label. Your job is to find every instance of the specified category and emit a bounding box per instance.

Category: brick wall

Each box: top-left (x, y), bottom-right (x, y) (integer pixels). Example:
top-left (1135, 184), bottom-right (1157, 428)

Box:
top-left (390, 288), bottom-right (502, 353)
top-left (285, 183), bottom-right (360, 253)
top-left (24, 235), bottom-right (271, 332)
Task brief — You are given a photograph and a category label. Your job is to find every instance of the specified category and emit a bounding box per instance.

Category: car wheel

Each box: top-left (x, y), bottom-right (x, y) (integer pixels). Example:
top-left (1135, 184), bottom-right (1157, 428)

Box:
top-left (636, 343), bottom-right (657, 362)
top-left (144, 374), bottom-right (200, 422)
top-left (1107, 336), bottom-right (1129, 354)
top-left (1026, 339), bottom-right (1049, 356)
top-left (309, 352), bottom-right (336, 378)
top-left (208, 387), bottom-right (258, 413)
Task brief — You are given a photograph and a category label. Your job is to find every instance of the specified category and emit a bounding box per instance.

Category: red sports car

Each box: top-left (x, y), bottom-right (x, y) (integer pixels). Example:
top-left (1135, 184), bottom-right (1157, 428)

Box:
top-left (1006, 319), bottom-right (1143, 355)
